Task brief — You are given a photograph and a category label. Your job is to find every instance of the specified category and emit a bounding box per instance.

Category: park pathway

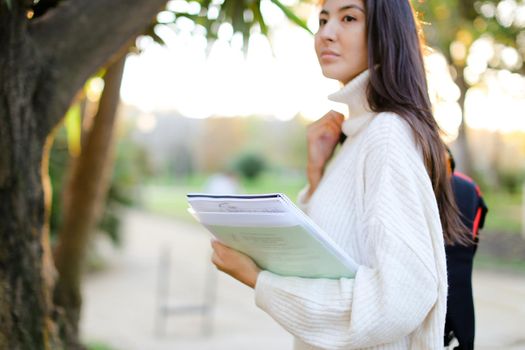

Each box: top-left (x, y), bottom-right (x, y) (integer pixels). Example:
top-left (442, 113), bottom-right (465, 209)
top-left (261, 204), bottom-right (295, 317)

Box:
top-left (80, 209), bottom-right (525, 350)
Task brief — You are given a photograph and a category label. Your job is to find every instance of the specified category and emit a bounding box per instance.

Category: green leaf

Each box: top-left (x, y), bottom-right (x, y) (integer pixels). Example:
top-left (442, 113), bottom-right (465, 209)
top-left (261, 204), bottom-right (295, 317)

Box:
top-left (64, 103), bottom-right (82, 157)
top-left (269, 0), bottom-right (312, 35)
top-left (252, 1), bottom-right (268, 36)
top-left (5, 0), bottom-right (12, 10)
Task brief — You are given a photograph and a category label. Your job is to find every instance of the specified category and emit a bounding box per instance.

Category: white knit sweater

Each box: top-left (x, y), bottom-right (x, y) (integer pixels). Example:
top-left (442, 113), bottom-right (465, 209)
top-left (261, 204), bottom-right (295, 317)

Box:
top-left (254, 70), bottom-right (448, 350)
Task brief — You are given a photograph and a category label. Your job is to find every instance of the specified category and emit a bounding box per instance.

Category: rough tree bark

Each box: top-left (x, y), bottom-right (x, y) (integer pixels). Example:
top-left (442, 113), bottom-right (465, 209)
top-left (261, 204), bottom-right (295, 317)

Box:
top-left (0, 3), bottom-right (55, 349)
top-left (53, 53), bottom-right (127, 348)
top-left (0, 0), bottom-right (166, 348)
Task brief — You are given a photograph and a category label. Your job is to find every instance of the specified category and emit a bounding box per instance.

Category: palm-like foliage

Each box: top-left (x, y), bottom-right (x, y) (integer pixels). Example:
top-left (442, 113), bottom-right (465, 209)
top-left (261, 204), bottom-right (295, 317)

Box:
top-left (147, 0), bottom-right (312, 51)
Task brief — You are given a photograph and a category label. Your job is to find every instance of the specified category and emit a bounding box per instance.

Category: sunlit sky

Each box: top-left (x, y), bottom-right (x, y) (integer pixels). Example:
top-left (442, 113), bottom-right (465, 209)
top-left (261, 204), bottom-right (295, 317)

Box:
top-left (119, 3), bottom-right (525, 139)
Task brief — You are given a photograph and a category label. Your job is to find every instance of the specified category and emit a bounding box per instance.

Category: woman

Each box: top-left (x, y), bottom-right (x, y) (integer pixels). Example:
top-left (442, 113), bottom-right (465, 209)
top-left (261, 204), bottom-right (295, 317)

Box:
top-left (211, 0), bottom-right (467, 348)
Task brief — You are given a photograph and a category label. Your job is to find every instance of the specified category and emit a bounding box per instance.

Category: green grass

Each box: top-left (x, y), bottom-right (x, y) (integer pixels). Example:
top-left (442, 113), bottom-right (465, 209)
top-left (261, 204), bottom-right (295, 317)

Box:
top-left (141, 185), bottom-right (196, 221)
top-left (481, 188), bottom-right (523, 234)
top-left (141, 173), bottom-right (524, 235)
top-left (474, 253), bottom-right (525, 274)
top-left (86, 342), bottom-right (117, 350)
top-left (141, 174), bottom-right (525, 275)
top-left (140, 172), bottom-right (306, 222)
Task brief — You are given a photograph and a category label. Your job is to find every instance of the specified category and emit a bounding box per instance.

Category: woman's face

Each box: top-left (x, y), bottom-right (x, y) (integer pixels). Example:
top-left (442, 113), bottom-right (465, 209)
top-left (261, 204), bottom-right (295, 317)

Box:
top-left (314, 0), bottom-right (368, 84)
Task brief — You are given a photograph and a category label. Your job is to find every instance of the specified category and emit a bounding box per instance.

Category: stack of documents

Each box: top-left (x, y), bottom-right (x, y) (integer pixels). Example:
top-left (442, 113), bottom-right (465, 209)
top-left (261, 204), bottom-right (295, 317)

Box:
top-left (187, 193), bottom-right (357, 279)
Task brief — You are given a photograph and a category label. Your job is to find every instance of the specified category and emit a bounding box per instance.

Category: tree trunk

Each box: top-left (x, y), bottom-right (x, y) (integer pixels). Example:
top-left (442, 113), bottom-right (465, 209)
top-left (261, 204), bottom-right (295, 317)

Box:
top-left (53, 52), bottom-right (127, 348)
top-left (0, 3), bottom-right (62, 349)
top-left (452, 65), bottom-right (475, 175)
top-left (0, 0), bottom-right (167, 347)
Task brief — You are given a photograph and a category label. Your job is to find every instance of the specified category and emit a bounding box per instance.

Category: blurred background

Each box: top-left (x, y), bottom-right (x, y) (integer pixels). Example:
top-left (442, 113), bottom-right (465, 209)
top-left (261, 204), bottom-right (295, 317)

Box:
top-left (39, 0), bottom-right (525, 349)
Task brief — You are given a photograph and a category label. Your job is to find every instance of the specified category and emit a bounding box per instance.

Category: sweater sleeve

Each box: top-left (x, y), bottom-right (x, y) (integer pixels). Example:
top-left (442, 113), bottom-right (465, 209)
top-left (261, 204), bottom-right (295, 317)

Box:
top-left (254, 116), bottom-right (442, 349)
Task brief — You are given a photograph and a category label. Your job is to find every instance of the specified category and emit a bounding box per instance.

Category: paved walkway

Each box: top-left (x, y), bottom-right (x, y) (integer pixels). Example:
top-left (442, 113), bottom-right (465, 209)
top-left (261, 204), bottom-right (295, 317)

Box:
top-left (80, 210), bottom-right (525, 350)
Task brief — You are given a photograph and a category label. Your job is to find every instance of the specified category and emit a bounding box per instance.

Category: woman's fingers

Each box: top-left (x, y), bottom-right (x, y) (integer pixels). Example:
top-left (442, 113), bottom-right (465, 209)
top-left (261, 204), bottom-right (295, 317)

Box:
top-left (211, 239), bottom-right (238, 267)
top-left (322, 110), bottom-right (344, 127)
top-left (306, 110), bottom-right (346, 181)
top-left (328, 110), bottom-right (344, 126)
top-left (211, 240), bottom-right (225, 267)
top-left (212, 239), bottom-right (231, 254)
top-left (308, 123), bottom-right (339, 144)
top-left (308, 111), bottom-right (344, 137)
top-left (309, 121), bottom-right (343, 146)
top-left (321, 110), bottom-right (344, 121)
top-left (211, 251), bottom-right (221, 267)
top-left (210, 239), bottom-right (261, 289)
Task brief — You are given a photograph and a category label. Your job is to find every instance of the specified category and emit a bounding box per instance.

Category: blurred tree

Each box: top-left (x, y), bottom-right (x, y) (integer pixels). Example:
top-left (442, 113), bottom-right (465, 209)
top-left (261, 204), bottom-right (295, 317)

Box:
top-left (0, 0), bottom-right (310, 348)
top-left (413, 0), bottom-right (525, 174)
top-left (52, 53), bottom-right (127, 347)
top-left (49, 51), bottom-right (154, 349)
top-left (233, 152), bottom-right (267, 181)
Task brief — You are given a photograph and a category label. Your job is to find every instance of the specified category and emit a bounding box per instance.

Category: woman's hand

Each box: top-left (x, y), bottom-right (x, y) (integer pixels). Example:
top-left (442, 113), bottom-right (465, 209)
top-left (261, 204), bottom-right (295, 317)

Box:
top-left (306, 110), bottom-right (344, 196)
top-left (211, 240), bottom-right (261, 289)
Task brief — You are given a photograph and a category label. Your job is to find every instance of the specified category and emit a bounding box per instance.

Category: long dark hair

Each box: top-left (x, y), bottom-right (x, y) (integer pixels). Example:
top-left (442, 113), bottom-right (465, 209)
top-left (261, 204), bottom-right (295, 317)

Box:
top-left (365, 0), bottom-right (469, 245)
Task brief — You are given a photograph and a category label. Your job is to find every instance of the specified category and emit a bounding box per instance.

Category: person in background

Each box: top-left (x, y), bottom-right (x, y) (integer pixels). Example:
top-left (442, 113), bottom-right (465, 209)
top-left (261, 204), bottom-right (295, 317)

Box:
top-left (445, 149), bottom-right (488, 350)
top-left (209, 0), bottom-right (471, 348)
top-left (203, 170), bottom-right (242, 195)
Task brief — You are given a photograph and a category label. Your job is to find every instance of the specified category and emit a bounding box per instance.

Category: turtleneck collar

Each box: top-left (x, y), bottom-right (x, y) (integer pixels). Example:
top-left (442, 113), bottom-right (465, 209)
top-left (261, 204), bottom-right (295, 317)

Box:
top-left (328, 69), bottom-right (375, 138)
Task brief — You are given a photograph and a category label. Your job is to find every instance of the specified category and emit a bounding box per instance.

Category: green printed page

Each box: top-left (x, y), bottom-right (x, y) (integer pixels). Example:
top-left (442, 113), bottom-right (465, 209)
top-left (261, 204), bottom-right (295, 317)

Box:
top-left (207, 224), bottom-right (355, 279)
